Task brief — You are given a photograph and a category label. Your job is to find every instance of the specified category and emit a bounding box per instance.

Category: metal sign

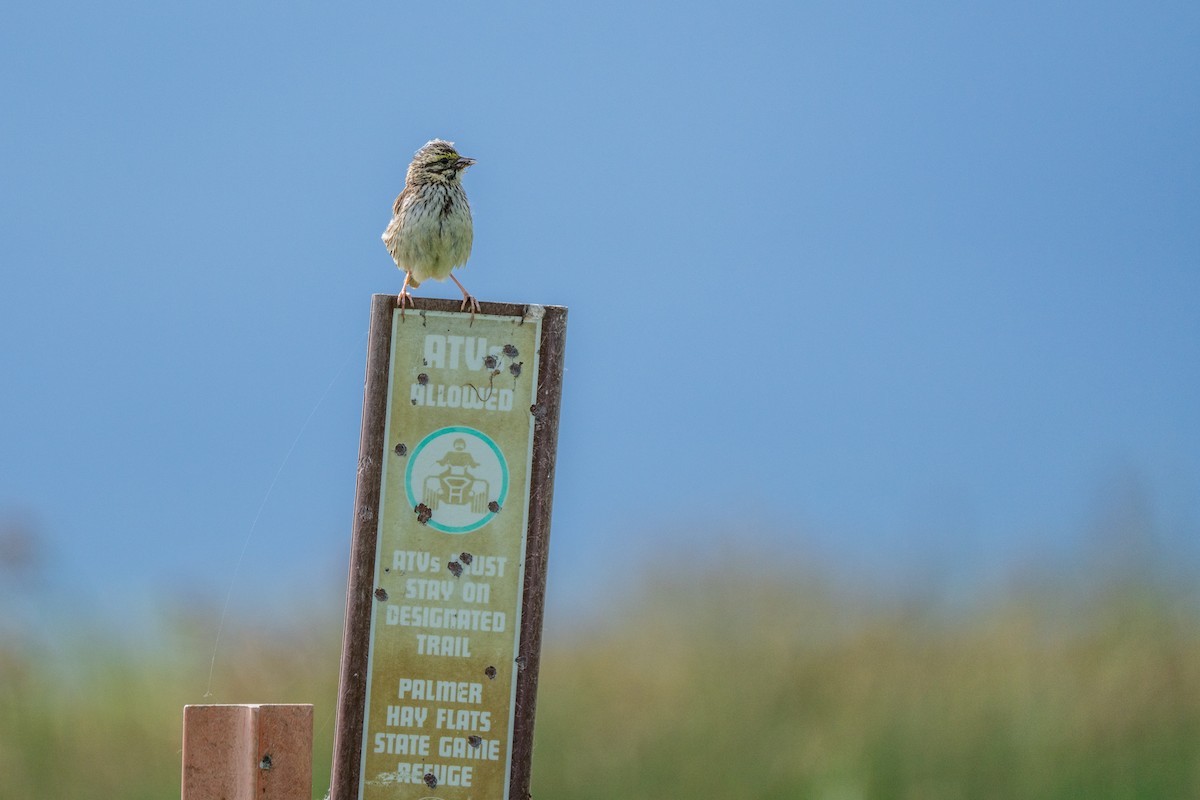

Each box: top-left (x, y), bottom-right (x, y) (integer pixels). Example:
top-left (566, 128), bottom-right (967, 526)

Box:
top-left (332, 296), bottom-right (567, 800)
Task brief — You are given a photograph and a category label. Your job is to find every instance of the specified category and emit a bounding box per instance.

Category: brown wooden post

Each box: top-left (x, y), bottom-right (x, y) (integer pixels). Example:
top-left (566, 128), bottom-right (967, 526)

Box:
top-left (331, 295), bottom-right (567, 800)
top-left (182, 704), bottom-right (313, 800)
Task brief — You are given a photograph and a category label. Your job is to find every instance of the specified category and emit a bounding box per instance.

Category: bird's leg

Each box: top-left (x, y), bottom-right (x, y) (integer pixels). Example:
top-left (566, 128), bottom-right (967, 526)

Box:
top-left (450, 274), bottom-right (481, 324)
top-left (397, 272), bottom-right (415, 319)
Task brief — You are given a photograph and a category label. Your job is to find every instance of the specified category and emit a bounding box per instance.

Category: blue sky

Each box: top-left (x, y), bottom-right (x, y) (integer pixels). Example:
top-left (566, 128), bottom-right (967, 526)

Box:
top-left (2, 1), bottom-right (1198, 626)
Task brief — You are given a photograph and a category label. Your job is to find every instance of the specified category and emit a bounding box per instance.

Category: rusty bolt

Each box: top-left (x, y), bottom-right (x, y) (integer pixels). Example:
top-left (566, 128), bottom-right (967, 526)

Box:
top-left (485, 665), bottom-right (497, 680)
top-left (394, 442), bottom-right (408, 457)
top-left (374, 587), bottom-right (388, 601)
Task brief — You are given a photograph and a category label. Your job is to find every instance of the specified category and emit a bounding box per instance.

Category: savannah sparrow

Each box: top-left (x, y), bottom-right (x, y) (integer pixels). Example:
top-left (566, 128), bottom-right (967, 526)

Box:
top-left (382, 139), bottom-right (479, 318)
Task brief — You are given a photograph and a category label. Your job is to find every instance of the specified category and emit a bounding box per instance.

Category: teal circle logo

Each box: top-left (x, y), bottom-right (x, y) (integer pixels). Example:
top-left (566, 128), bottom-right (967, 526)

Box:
top-left (404, 426), bottom-right (508, 534)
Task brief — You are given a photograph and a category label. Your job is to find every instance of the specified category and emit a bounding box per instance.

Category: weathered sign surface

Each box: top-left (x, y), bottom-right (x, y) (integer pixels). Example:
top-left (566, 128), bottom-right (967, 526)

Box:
top-left (332, 296), bottom-right (566, 800)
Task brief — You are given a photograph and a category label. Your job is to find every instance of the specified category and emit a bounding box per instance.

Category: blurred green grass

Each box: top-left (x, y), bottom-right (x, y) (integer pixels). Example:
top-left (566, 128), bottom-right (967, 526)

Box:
top-left (2, 562), bottom-right (1199, 799)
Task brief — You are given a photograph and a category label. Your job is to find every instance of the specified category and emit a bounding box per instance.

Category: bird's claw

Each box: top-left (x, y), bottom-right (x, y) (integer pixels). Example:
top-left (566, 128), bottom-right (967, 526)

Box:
top-left (397, 289), bottom-right (414, 319)
top-left (460, 293), bottom-right (481, 325)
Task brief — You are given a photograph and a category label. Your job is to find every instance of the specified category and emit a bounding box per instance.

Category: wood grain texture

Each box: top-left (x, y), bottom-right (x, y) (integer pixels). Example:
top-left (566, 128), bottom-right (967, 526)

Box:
top-left (182, 704), bottom-right (312, 800)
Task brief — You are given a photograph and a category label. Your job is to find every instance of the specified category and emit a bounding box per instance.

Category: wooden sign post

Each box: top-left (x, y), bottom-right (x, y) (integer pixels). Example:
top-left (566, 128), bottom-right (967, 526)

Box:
top-left (331, 295), bottom-right (567, 800)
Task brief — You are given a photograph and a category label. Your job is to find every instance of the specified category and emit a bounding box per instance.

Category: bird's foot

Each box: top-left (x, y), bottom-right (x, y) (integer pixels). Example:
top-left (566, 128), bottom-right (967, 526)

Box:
top-left (449, 274), bottom-right (480, 325)
top-left (460, 293), bottom-right (481, 325)
top-left (397, 289), bottom-right (414, 319)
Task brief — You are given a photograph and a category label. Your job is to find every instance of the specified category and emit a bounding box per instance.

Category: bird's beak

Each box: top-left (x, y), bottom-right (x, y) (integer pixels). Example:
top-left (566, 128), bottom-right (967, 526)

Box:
top-left (456, 156), bottom-right (477, 169)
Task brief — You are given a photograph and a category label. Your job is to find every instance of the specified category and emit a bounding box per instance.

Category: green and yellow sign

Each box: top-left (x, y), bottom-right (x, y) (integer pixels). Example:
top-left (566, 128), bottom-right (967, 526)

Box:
top-left (358, 309), bottom-right (542, 798)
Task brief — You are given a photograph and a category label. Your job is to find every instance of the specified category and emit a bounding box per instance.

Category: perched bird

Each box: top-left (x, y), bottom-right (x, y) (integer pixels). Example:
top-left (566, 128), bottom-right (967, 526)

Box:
top-left (382, 139), bottom-right (479, 318)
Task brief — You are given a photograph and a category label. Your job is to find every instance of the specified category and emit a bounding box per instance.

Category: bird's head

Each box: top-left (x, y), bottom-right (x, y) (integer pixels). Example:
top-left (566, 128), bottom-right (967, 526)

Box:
top-left (405, 139), bottom-right (476, 185)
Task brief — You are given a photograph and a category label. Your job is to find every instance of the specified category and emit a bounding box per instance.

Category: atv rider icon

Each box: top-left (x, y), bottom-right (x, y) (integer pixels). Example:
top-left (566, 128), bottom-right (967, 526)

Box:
top-left (423, 437), bottom-right (491, 514)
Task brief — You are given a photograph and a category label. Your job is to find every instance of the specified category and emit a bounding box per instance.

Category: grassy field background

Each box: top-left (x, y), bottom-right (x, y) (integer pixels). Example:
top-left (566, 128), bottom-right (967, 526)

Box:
top-left (2, 552), bottom-right (1199, 799)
